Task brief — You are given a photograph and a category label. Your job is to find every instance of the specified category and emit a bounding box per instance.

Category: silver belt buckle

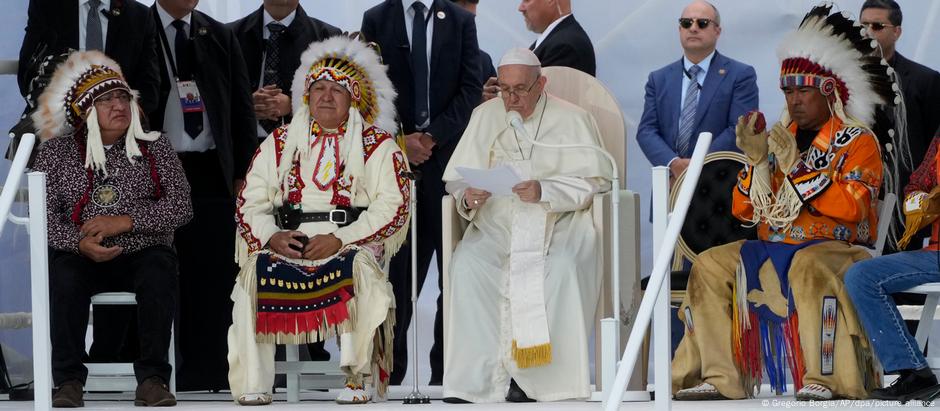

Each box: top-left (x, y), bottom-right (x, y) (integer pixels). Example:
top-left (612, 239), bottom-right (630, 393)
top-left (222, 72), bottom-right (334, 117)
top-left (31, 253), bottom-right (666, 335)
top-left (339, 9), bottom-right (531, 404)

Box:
top-left (329, 209), bottom-right (348, 224)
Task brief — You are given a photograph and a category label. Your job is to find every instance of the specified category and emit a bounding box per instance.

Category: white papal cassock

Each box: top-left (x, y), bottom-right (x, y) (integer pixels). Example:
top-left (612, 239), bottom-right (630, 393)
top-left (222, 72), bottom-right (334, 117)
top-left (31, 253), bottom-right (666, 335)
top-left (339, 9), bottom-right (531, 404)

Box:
top-left (442, 93), bottom-right (612, 402)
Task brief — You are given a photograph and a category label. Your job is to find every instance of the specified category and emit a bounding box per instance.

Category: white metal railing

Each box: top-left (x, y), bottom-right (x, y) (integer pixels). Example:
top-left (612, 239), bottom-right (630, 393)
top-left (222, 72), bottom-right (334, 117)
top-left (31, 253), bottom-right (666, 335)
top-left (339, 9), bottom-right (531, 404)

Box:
top-left (1, 133), bottom-right (52, 411)
top-left (0, 133), bottom-right (34, 237)
top-left (604, 132), bottom-right (713, 411)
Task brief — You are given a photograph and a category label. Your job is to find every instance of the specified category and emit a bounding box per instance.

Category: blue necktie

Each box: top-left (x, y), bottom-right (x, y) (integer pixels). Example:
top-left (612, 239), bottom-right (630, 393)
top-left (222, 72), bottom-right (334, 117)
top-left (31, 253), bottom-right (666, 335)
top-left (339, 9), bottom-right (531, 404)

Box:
top-left (411, 2), bottom-right (429, 128)
top-left (676, 64), bottom-right (702, 157)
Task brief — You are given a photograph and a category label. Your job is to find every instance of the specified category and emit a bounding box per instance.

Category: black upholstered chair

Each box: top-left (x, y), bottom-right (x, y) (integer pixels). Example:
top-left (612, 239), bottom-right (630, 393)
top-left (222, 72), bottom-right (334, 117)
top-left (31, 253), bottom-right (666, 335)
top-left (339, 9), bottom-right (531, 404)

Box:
top-left (641, 151), bottom-right (757, 302)
top-left (669, 152), bottom-right (757, 294)
top-left (640, 151), bottom-right (757, 358)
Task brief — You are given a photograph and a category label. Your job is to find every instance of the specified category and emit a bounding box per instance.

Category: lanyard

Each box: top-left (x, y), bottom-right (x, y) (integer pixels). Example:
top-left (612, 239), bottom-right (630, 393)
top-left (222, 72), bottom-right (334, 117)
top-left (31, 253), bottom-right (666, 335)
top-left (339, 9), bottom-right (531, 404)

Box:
top-left (156, 21), bottom-right (184, 79)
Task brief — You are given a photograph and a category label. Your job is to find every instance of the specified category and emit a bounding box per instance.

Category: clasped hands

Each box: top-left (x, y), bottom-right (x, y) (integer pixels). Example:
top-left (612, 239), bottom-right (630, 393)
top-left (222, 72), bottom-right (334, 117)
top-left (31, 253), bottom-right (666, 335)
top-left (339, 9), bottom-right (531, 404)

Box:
top-left (253, 85), bottom-right (291, 121)
top-left (735, 113), bottom-right (798, 172)
top-left (405, 132), bottom-right (436, 165)
top-left (269, 231), bottom-right (343, 261)
top-left (78, 215), bottom-right (133, 262)
top-left (463, 180), bottom-right (542, 209)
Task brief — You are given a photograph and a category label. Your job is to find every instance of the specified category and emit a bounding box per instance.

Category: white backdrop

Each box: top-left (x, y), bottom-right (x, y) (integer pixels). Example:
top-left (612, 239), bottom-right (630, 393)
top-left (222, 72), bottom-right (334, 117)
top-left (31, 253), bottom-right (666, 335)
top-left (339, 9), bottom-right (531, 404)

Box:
top-left (178, 0), bottom-right (940, 280)
top-left (1, 0), bottom-right (939, 388)
top-left (172, 0), bottom-right (940, 383)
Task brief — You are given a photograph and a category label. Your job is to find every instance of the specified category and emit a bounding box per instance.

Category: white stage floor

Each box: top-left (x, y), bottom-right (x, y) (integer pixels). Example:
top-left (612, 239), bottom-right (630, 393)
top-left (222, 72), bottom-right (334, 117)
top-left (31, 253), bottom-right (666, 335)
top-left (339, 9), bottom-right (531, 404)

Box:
top-left (2, 386), bottom-right (936, 410)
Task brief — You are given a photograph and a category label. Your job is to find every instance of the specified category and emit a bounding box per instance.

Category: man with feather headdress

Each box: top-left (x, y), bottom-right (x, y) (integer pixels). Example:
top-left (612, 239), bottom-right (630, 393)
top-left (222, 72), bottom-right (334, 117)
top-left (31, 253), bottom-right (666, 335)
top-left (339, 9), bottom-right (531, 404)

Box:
top-left (31, 50), bottom-right (192, 408)
top-left (226, 36), bottom-right (409, 405)
top-left (672, 4), bottom-right (900, 401)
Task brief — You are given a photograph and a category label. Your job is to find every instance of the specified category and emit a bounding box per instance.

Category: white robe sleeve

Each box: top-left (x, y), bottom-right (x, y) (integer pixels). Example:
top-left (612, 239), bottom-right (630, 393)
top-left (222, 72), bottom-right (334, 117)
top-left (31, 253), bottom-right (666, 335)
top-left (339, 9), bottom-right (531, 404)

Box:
top-left (333, 139), bottom-right (410, 246)
top-left (235, 137), bottom-right (282, 263)
top-left (538, 176), bottom-right (609, 213)
top-left (450, 185), bottom-right (479, 221)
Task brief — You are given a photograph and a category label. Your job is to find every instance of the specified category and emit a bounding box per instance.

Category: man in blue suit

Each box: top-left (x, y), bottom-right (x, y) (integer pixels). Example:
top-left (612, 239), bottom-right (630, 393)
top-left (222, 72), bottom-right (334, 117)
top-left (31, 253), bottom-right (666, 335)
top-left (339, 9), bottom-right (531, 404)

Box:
top-left (637, 0), bottom-right (758, 179)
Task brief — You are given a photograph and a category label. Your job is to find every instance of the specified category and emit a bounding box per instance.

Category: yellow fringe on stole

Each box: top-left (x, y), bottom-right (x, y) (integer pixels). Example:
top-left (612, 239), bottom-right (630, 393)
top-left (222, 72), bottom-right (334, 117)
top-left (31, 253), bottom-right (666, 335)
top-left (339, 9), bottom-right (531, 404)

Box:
top-left (511, 340), bottom-right (552, 369)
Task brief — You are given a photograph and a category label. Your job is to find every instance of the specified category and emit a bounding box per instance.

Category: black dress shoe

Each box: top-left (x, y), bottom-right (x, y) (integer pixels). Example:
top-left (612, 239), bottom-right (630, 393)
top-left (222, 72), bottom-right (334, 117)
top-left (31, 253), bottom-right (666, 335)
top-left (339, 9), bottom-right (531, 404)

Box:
top-left (52, 380), bottom-right (84, 408)
top-left (870, 368), bottom-right (940, 403)
top-left (442, 397), bottom-right (471, 404)
top-left (505, 379), bottom-right (535, 403)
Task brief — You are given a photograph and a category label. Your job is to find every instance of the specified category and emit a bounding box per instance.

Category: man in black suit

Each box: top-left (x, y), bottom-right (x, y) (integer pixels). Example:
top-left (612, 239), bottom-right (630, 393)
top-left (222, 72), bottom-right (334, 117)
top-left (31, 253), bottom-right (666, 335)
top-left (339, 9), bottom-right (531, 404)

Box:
top-left (361, 0), bottom-right (482, 385)
top-left (860, 0), bottom-right (940, 252)
top-left (229, 0), bottom-right (341, 364)
top-left (19, 0), bottom-right (160, 118)
top-left (151, 0), bottom-right (258, 391)
top-left (483, 0), bottom-right (595, 100)
top-left (450, 0), bottom-right (496, 85)
top-left (229, 0), bottom-right (341, 141)
top-left (520, 0), bottom-right (595, 76)
top-left (18, 0), bottom-right (163, 366)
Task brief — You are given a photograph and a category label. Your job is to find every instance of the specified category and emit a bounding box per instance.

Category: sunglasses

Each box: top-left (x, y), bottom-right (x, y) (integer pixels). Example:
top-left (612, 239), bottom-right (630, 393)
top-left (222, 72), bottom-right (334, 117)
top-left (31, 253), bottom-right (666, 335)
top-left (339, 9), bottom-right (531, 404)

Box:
top-left (861, 22), bottom-right (896, 31)
top-left (679, 18), bottom-right (715, 30)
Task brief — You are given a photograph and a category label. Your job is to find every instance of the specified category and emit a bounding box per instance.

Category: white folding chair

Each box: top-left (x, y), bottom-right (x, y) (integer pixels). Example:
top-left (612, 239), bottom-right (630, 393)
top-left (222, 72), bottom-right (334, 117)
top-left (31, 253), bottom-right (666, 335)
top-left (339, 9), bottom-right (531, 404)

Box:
top-left (84, 292), bottom-right (176, 395)
top-left (274, 346), bottom-right (345, 403)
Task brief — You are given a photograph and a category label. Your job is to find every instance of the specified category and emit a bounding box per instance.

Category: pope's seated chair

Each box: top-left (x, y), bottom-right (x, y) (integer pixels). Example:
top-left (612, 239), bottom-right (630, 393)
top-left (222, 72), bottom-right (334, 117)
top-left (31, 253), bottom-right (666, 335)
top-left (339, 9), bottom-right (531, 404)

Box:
top-left (440, 66), bottom-right (645, 397)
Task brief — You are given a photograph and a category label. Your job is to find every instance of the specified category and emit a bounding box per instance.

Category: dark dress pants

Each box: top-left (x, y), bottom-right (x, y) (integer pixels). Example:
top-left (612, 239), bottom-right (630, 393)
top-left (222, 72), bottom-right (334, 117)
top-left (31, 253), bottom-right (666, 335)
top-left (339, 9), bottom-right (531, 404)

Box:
top-left (174, 151), bottom-right (238, 391)
top-left (49, 246), bottom-right (178, 386)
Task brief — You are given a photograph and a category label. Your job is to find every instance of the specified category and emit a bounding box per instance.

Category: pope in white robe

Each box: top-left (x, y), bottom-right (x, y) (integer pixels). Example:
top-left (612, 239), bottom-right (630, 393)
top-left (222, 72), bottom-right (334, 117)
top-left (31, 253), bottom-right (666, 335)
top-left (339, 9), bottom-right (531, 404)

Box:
top-left (441, 48), bottom-right (613, 403)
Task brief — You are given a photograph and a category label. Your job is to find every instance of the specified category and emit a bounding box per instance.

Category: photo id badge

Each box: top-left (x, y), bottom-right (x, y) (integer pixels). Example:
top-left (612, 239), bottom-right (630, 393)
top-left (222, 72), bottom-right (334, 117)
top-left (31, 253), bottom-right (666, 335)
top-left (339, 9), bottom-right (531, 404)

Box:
top-left (177, 79), bottom-right (205, 113)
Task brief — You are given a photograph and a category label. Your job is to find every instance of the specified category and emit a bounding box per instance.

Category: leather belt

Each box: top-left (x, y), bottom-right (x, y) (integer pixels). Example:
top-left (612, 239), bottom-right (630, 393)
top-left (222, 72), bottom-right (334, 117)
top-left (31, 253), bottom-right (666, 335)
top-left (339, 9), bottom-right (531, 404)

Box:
top-left (275, 205), bottom-right (365, 230)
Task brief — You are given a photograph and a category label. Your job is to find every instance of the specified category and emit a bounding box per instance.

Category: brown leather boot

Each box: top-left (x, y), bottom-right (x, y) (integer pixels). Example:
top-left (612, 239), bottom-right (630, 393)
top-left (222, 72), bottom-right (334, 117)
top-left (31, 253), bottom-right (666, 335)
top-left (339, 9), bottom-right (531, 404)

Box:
top-left (134, 376), bottom-right (176, 407)
top-left (52, 380), bottom-right (84, 408)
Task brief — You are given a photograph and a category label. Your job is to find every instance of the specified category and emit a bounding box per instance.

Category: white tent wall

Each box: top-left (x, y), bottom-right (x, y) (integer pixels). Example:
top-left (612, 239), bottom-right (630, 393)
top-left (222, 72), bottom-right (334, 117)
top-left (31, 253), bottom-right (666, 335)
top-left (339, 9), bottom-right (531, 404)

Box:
top-left (2, 0), bottom-right (938, 391)
top-left (185, 0), bottom-right (940, 281)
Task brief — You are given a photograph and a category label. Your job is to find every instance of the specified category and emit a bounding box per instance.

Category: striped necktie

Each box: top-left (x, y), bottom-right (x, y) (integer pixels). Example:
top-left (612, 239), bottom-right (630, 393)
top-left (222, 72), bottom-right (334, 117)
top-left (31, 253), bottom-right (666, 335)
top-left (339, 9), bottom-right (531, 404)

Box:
top-left (676, 64), bottom-right (702, 157)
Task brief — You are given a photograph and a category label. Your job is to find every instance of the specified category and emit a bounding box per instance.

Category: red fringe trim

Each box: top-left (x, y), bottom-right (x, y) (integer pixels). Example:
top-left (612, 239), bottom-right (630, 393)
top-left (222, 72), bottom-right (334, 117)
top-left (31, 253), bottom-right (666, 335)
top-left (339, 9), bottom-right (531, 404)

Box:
top-left (784, 312), bottom-right (806, 391)
top-left (742, 311), bottom-right (763, 381)
top-left (255, 288), bottom-right (352, 337)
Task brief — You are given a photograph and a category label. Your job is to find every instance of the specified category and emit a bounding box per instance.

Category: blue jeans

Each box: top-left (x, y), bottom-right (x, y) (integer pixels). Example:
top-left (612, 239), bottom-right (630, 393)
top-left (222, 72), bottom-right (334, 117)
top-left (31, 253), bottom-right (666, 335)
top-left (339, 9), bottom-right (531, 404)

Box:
top-left (844, 250), bottom-right (940, 373)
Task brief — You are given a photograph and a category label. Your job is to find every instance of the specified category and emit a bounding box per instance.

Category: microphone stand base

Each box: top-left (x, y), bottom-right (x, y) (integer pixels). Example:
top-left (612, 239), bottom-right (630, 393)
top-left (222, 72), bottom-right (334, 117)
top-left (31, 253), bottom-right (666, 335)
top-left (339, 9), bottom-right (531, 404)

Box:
top-left (403, 392), bottom-right (431, 404)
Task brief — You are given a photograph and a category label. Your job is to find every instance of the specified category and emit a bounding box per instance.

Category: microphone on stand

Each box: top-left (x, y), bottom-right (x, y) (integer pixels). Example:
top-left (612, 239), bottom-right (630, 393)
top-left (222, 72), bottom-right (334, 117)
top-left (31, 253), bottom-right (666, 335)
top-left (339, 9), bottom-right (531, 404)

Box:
top-left (507, 110), bottom-right (528, 140)
top-left (506, 110), bottom-right (618, 179)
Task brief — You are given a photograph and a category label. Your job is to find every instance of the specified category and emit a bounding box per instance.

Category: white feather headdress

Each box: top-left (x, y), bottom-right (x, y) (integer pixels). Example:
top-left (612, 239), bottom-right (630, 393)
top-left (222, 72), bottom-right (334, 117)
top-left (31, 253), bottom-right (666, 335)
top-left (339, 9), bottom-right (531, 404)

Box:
top-left (776, 4), bottom-right (900, 128)
top-left (30, 50), bottom-right (159, 175)
top-left (290, 36), bottom-right (397, 135)
top-left (277, 36), bottom-right (398, 183)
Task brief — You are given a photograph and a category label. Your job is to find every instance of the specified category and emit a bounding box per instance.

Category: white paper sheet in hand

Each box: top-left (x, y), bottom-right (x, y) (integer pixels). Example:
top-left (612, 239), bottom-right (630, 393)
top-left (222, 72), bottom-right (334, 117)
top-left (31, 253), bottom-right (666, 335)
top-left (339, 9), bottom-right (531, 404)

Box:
top-left (455, 165), bottom-right (523, 196)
